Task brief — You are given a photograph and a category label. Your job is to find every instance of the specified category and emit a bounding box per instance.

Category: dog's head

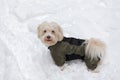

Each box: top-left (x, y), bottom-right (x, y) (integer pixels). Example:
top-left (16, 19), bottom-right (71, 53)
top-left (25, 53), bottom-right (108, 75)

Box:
top-left (37, 21), bottom-right (63, 47)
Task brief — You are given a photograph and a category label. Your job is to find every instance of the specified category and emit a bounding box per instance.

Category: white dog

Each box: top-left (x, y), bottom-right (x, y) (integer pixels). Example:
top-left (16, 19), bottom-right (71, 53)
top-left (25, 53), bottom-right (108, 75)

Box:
top-left (37, 21), bottom-right (106, 72)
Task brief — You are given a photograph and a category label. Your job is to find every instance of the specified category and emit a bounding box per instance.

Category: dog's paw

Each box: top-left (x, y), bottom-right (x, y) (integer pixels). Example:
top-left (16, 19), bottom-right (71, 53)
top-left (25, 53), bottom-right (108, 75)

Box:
top-left (60, 64), bottom-right (68, 71)
top-left (91, 69), bottom-right (100, 73)
top-left (60, 66), bottom-right (65, 71)
top-left (88, 69), bottom-right (100, 73)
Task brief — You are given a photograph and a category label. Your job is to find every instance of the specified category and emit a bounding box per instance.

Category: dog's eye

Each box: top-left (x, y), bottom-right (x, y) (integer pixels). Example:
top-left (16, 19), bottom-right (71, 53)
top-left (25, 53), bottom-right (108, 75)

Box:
top-left (44, 30), bottom-right (47, 33)
top-left (52, 30), bottom-right (55, 33)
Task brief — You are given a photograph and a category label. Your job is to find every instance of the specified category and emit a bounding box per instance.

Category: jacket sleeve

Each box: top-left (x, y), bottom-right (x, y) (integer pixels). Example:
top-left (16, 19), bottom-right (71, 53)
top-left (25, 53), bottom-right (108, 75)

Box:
top-left (51, 51), bottom-right (65, 66)
top-left (61, 42), bottom-right (85, 56)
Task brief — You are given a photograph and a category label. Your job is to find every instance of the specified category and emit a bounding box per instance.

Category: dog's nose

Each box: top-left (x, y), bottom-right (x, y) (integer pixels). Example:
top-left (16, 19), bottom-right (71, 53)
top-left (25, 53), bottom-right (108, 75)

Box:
top-left (47, 36), bottom-right (51, 39)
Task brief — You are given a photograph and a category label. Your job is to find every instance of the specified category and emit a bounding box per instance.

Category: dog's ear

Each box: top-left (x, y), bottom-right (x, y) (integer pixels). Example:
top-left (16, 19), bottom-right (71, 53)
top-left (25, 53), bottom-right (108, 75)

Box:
top-left (51, 22), bottom-right (63, 41)
top-left (57, 25), bottom-right (63, 41)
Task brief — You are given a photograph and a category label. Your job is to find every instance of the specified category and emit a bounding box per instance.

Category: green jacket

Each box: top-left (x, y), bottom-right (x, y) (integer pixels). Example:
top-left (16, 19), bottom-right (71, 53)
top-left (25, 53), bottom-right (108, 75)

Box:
top-left (48, 40), bottom-right (100, 70)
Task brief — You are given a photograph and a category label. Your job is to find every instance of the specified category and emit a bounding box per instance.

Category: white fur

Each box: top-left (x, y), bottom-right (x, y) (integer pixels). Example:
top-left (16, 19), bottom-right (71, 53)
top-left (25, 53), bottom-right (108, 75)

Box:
top-left (85, 38), bottom-right (106, 62)
top-left (84, 38), bottom-right (106, 72)
top-left (37, 21), bottom-right (63, 47)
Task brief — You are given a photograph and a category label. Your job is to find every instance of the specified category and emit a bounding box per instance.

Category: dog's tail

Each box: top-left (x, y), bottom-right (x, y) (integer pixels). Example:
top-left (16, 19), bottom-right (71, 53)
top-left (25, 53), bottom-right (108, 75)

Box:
top-left (85, 38), bottom-right (106, 61)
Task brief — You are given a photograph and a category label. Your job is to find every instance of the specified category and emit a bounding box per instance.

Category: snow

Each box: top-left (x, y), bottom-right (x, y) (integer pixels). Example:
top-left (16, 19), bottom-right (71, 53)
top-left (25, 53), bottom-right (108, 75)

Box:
top-left (0, 0), bottom-right (120, 80)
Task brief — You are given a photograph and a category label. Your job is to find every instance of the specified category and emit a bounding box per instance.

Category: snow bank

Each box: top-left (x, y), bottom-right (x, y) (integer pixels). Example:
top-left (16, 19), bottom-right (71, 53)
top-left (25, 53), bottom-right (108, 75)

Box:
top-left (0, 0), bottom-right (120, 80)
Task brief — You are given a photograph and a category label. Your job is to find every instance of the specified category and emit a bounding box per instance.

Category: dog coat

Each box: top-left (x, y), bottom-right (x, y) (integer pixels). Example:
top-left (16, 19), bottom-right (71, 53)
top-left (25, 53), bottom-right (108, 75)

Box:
top-left (48, 37), bottom-right (100, 70)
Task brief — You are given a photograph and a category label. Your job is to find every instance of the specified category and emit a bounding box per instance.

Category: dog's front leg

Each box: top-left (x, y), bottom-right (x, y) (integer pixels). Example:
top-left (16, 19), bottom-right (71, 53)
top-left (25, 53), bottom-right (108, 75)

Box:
top-left (52, 53), bottom-right (66, 71)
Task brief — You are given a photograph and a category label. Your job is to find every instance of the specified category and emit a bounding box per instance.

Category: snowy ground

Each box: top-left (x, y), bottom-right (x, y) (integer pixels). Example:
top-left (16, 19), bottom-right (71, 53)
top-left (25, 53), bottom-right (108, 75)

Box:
top-left (0, 0), bottom-right (120, 80)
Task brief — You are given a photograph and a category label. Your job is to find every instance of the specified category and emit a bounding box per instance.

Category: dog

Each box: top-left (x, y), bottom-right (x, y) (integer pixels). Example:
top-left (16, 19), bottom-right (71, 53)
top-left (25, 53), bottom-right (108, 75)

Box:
top-left (37, 21), bottom-right (106, 72)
